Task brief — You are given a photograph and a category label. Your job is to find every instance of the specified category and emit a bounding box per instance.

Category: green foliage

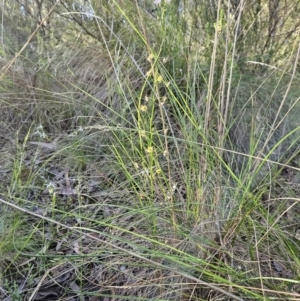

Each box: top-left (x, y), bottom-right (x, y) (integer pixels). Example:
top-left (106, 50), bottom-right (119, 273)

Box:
top-left (0, 0), bottom-right (300, 300)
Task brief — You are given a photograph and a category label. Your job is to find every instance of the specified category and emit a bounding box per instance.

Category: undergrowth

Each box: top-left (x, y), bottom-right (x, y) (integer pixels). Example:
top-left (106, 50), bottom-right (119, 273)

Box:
top-left (0, 0), bottom-right (300, 300)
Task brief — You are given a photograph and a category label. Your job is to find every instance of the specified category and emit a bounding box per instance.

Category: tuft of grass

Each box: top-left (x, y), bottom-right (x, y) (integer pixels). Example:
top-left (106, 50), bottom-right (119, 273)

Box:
top-left (0, 0), bottom-right (300, 300)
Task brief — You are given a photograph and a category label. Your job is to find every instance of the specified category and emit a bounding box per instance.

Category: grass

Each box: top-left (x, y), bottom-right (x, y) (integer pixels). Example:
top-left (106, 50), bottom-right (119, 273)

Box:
top-left (0, 0), bottom-right (300, 300)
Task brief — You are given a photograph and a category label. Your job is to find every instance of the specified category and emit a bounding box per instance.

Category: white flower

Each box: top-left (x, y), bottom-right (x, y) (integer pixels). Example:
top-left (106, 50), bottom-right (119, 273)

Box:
top-left (33, 125), bottom-right (48, 138)
top-left (154, 0), bottom-right (171, 5)
top-left (46, 182), bottom-right (56, 194)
